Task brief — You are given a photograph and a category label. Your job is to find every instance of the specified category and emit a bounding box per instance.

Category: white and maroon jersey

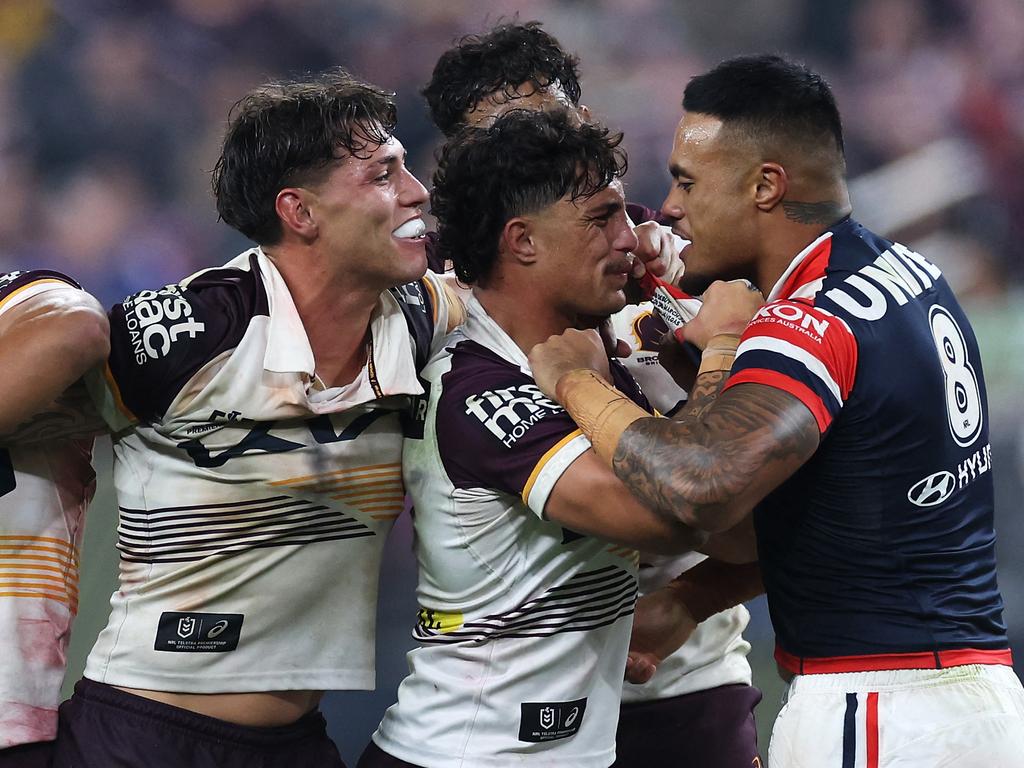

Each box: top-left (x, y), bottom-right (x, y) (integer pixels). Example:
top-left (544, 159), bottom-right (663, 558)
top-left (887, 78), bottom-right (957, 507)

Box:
top-left (373, 296), bottom-right (645, 768)
top-left (612, 303), bottom-right (752, 703)
top-left (0, 270), bottom-right (96, 747)
top-left (724, 218), bottom-right (1009, 674)
top-left (83, 248), bottom-right (453, 693)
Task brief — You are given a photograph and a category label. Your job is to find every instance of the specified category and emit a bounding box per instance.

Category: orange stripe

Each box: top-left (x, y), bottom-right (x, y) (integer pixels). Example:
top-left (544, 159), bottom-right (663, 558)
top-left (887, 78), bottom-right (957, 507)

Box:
top-left (0, 543), bottom-right (77, 558)
top-left (0, 535), bottom-right (76, 551)
top-left (270, 463), bottom-right (401, 486)
top-left (370, 513), bottom-right (401, 521)
top-left (330, 480), bottom-right (404, 498)
top-left (331, 488), bottom-right (404, 501)
top-left (0, 563), bottom-right (77, 578)
top-left (0, 572), bottom-right (76, 586)
top-left (0, 278), bottom-right (73, 314)
top-left (866, 692), bottom-right (879, 768)
top-left (356, 503), bottom-right (404, 512)
top-left (0, 548), bottom-right (76, 565)
top-left (294, 474), bottom-right (402, 493)
top-left (521, 429), bottom-right (584, 505)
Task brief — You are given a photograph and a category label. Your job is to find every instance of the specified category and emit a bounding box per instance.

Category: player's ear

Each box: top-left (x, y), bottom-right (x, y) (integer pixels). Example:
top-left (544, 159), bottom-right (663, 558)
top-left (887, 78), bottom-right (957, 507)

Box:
top-left (755, 162), bottom-right (787, 212)
top-left (276, 188), bottom-right (318, 240)
top-left (501, 217), bottom-right (538, 266)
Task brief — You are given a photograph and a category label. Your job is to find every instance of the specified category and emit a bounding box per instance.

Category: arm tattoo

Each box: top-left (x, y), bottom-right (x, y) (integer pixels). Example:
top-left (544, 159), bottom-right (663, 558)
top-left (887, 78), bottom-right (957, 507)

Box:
top-left (0, 381), bottom-right (108, 445)
top-left (782, 200), bottom-right (844, 225)
top-left (677, 369), bottom-right (727, 421)
top-left (611, 384), bottom-right (819, 529)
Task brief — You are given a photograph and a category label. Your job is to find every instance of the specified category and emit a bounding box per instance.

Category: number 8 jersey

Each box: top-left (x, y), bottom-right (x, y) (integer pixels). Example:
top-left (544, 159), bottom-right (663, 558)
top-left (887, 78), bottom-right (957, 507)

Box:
top-left (724, 217), bottom-right (1010, 673)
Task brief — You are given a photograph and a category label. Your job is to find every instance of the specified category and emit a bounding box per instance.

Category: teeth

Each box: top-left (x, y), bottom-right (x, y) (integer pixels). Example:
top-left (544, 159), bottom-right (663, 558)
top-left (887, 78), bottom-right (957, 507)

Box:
top-left (393, 218), bottom-right (426, 238)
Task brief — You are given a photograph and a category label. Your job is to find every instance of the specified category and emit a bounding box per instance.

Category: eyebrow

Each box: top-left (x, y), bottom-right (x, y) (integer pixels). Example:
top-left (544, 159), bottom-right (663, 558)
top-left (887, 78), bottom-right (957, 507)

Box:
top-left (584, 200), bottom-right (623, 218)
top-left (376, 150), bottom-right (406, 166)
top-left (669, 163), bottom-right (691, 180)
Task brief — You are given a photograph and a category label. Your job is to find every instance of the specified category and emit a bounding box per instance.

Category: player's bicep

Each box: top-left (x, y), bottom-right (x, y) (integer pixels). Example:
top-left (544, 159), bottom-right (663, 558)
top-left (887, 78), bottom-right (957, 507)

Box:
top-left (702, 381), bottom-right (820, 506)
top-left (544, 449), bottom-right (707, 555)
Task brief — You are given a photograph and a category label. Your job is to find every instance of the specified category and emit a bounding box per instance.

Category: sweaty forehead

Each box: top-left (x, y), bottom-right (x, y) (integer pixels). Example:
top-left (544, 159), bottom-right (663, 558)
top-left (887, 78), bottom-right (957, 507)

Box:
top-left (675, 112), bottom-right (725, 149)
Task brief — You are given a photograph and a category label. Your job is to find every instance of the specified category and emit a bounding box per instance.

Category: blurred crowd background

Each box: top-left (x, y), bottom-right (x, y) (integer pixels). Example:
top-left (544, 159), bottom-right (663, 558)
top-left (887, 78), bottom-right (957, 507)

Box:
top-left (1, 0), bottom-right (1020, 763)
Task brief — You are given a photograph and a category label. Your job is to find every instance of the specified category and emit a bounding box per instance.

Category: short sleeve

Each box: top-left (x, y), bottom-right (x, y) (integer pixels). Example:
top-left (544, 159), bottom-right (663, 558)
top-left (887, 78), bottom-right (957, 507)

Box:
top-left (434, 346), bottom-right (592, 518)
top-left (723, 299), bottom-right (858, 433)
top-left (0, 270), bottom-right (82, 317)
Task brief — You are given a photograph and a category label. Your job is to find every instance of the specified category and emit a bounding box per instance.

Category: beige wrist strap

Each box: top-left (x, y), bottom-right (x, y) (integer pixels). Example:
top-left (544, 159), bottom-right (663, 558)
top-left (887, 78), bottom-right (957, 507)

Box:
top-left (697, 333), bottom-right (741, 377)
top-left (555, 369), bottom-right (650, 464)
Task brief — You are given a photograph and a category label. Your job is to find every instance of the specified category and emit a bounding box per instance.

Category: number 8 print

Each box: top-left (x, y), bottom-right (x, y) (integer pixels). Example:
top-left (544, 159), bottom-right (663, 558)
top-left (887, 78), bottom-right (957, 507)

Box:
top-left (929, 305), bottom-right (983, 447)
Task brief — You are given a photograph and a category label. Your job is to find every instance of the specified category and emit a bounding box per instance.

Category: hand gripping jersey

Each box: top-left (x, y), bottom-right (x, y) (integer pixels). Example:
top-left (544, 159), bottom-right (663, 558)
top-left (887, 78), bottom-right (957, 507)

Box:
top-left (84, 248), bottom-right (452, 693)
top-left (610, 302), bottom-right (753, 703)
top-left (373, 297), bottom-right (646, 768)
top-left (724, 218), bottom-right (1010, 673)
top-left (0, 271), bottom-right (96, 746)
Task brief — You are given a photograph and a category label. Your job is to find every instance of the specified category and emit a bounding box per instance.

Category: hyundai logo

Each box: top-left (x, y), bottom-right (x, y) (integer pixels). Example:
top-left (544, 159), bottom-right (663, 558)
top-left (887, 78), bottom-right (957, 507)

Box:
top-left (907, 471), bottom-right (957, 507)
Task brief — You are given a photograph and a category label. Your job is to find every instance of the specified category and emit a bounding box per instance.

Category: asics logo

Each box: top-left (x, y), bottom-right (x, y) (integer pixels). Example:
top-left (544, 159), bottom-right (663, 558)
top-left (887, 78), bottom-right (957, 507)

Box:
top-left (907, 470), bottom-right (957, 507)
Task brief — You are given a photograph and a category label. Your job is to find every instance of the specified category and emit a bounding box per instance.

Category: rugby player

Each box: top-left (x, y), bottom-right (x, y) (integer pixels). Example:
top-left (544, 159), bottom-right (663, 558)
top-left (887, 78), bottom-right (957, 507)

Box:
top-left (52, 70), bottom-right (462, 768)
top-left (0, 270), bottom-right (108, 767)
top-left (422, 22), bottom-right (764, 767)
top-left (361, 109), bottom-right (755, 768)
top-left (529, 54), bottom-right (1024, 766)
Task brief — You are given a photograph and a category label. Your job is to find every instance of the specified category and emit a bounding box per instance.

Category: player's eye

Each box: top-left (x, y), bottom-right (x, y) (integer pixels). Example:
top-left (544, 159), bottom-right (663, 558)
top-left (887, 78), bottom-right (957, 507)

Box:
top-left (677, 181), bottom-right (694, 192)
top-left (374, 169), bottom-right (392, 184)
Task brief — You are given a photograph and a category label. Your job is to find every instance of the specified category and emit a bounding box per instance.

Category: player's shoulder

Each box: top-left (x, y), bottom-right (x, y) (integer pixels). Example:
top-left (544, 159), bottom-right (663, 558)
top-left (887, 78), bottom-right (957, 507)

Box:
top-left (107, 250), bottom-right (270, 423)
top-left (0, 269), bottom-right (83, 312)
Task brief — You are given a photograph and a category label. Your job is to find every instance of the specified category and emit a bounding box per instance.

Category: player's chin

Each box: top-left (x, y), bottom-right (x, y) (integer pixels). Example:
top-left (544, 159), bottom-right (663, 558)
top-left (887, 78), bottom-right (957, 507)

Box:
top-left (390, 239), bottom-right (429, 281)
top-left (587, 289), bottom-right (627, 317)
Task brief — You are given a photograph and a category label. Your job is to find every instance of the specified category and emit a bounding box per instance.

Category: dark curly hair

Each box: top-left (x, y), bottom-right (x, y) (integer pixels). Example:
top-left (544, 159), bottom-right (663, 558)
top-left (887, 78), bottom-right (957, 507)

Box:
top-left (212, 68), bottom-right (397, 245)
top-left (431, 109), bottom-right (627, 284)
top-left (423, 20), bottom-right (582, 137)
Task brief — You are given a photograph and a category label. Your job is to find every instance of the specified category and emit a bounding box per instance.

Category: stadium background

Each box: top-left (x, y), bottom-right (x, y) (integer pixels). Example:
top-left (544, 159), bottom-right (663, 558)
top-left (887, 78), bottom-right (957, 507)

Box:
top-left (0, 0), bottom-right (1020, 763)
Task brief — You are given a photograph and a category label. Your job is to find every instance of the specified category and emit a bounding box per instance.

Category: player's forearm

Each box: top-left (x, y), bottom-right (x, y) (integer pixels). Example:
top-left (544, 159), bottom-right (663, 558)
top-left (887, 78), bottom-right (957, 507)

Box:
top-left (0, 295), bottom-right (109, 434)
top-left (666, 559), bottom-right (764, 622)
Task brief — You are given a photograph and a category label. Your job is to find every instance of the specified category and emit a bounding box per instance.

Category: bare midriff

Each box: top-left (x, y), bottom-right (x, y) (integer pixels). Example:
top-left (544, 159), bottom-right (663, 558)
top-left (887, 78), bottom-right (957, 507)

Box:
top-left (114, 687), bottom-right (324, 727)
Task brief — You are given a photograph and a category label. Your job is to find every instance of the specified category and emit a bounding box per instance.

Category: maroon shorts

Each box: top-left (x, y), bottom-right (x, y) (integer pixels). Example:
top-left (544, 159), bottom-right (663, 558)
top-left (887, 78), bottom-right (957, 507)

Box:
top-left (52, 679), bottom-right (346, 768)
top-left (613, 683), bottom-right (762, 768)
top-left (356, 740), bottom-right (423, 768)
top-left (0, 741), bottom-right (53, 768)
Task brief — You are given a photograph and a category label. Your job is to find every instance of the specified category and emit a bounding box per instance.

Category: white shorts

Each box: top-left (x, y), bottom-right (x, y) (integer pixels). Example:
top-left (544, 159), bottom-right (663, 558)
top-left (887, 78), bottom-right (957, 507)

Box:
top-left (768, 664), bottom-right (1024, 767)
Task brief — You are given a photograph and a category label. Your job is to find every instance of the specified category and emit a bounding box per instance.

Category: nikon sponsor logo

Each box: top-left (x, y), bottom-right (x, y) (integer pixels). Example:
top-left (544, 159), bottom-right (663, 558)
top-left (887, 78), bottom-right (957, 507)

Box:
top-left (122, 286), bottom-right (205, 364)
top-left (465, 384), bottom-right (562, 447)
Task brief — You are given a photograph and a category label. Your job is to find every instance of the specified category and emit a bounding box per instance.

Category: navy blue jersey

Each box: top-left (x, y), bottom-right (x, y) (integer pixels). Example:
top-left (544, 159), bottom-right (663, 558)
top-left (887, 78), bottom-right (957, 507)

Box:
top-left (724, 218), bottom-right (1008, 672)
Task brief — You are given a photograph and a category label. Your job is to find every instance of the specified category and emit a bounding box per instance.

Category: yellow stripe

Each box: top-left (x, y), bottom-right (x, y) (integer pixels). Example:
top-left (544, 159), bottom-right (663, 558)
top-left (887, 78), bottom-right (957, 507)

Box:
top-left (269, 463), bottom-right (401, 486)
top-left (521, 429), bottom-right (584, 505)
top-left (421, 276), bottom-right (439, 326)
top-left (0, 278), bottom-right (73, 314)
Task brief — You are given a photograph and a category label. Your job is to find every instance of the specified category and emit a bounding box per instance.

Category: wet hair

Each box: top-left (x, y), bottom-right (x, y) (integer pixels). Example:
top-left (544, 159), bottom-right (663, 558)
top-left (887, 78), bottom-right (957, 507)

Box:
top-left (431, 108), bottom-right (627, 284)
top-left (683, 54), bottom-right (845, 160)
top-left (212, 68), bottom-right (397, 245)
top-left (423, 20), bottom-right (582, 137)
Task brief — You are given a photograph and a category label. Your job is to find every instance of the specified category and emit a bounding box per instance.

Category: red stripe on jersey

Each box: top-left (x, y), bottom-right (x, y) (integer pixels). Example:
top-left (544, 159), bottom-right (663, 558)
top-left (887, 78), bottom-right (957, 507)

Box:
top-left (775, 644), bottom-right (1014, 674)
top-left (742, 300), bottom-right (859, 402)
top-left (866, 692), bottom-right (879, 768)
top-left (778, 234), bottom-right (833, 299)
top-left (724, 369), bottom-right (832, 433)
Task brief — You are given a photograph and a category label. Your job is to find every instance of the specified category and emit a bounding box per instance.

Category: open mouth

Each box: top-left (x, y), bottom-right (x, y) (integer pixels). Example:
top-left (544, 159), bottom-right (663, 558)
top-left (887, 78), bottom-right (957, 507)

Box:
top-left (392, 218), bottom-right (427, 239)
